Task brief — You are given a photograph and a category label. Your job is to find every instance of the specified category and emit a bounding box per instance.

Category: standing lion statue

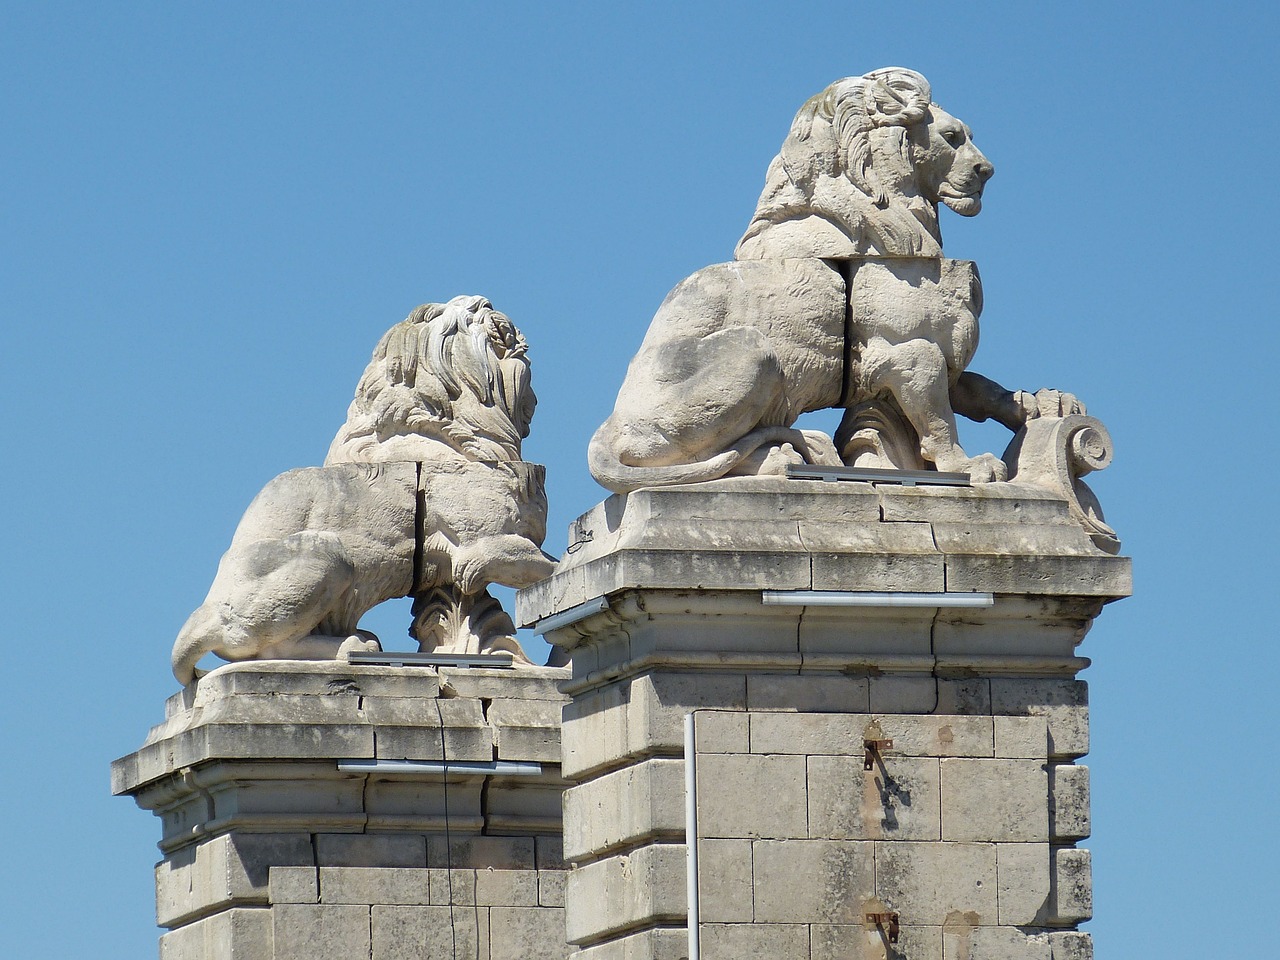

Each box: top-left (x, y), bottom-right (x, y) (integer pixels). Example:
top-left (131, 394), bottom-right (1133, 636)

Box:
top-left (589, 67), bottom-right (1081, 493)
top-left (172, 296), bottom-right (554, 685)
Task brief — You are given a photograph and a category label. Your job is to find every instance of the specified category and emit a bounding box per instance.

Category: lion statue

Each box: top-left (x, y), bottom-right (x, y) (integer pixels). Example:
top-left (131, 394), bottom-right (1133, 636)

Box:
top-left (172, 296), bottom-right (554, 685)
top-left (589, 68), bottom-right (1078, 493)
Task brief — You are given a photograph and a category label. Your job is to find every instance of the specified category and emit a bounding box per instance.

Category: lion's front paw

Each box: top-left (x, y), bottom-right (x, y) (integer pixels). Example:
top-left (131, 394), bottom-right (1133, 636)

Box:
top-left (1021, 389), bottom-right (1086, 421)
top-left (960, 452), bottom-right (1008, 483)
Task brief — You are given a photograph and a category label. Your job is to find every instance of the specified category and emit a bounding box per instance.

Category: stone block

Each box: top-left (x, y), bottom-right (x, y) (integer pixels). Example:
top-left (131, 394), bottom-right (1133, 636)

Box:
top-left (1047, 847), bottom-right (1092, 924)
top-left (438, 665), bottom-right (569, 702)
top-left (371, 904), bottom-right (487, 960)
top-left (485, 780), bottom-right (563, 835)
top-left (564, 759), bottom-right (684, 861)
top-left (428, 869), bottom-right (476, 905)
top-left (269, 866), bottom-right (319, 905)
top-left (629, 673), bottom-right (747, 756)
top-left (801, 609), bottom-right (935, 658)
top-left (538, 870), bottom-right (566, 908)
top-left (697, 753), bottom-right (807, 839)
top-left (273, 903), bottom-right (371, 960)
top-left (698, 839), bottom-right (753, 923)
top-left (371, 697), bottom-right (494, 762)
top-left (489, 906), bottom-right (568, 960)
top-left (474, 868), bottom-right (539, 907)
top-left (936, 678), bottom-right (992, 716)
top-left (943, 924), bottom-right (1051, 960)
top-left (809, 548), bottom-right (946, 593)
top-left (158, 907), bottom-right (273, 960)
top-left (573, 927), bottom-right (689, 960)
top-left (868, 677), bottom-right (936, 714)
top-left (991, 680), bottom-right (1089, 759)
top-left (561, 684), bottom-right (631, 781)
top-left (996, 843), bottom-right (1050, 924)
top-left (1049, 765), bottom-right (1090, 841)
top-left (319, 866), bottom-right (430, 905)
top-left (995, 716), bottom-right (1050, 758)
top-left (943, 553), bottom-right (1129, 598)
top-left (156, 832), bottom-right (314, 928)
top-left (564, 844), bottom-right (686, 945)
top-left (428, 835), bottom-right (536, 870)
top-left (746, 674), bottom-right (869, 713)
top-left (811, 922), bottom-right (942, 960)
top-left (1049, 931), bottom-right (1093, 960)
top-left (536, 836), bottom-right (565, 870)
top-left (315, 833), bottom-right (426, 868)
top-left (694, 710), bottom-right (749, 753)
top-left (750, 712), bottom-right (993, 758)
top-left (874, 841), bottom-right (996, 924)
top-left (752, 839), bottom-right (874, 923)
top-left (489, 697), bottom-right (563, 763)
top-left (941, 759), bottom-right (1048, 842)
top-left (700, 922), bottom-right (808, 960)
top-left (808, 755), bottom-right (940, 841)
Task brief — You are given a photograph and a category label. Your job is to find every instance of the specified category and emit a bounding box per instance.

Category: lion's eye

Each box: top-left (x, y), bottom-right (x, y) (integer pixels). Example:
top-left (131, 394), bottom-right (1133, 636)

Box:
top-left (943, 129), bottom-right (963, 146)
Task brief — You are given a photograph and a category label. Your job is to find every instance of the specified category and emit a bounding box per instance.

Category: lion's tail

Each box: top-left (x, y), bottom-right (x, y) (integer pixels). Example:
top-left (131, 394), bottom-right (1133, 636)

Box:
top-left (172, 604), bottom-right (221, 687)
top-left (587, 423), bottom-right (806, 494)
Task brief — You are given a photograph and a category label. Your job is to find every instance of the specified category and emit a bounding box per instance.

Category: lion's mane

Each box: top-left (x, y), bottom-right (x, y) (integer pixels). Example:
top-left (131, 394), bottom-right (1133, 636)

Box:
top-left (735, 67), bottom-right (944, 260)
top-left (326, 295), bottom-right (534, 465)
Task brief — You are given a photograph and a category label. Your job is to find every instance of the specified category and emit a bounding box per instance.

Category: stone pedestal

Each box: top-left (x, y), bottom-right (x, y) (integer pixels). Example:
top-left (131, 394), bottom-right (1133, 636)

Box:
top-left (112, 661), bottom-right (571, 960)
top-left (516, 476), bottom-right (1129, 960)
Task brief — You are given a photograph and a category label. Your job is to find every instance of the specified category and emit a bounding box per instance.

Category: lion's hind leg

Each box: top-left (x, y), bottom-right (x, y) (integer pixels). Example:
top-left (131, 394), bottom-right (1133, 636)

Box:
top-left (171, 532), bottom-right (359, 684)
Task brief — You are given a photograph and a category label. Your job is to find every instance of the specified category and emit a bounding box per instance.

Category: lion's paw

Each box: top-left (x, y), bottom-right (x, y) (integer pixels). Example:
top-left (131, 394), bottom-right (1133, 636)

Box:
top-left (960, 452), bottom-right (1008, 483)
top-left (1021, 389), bottom-right (1086, 421)
top-left (338, 633), bottom-right (382, 660)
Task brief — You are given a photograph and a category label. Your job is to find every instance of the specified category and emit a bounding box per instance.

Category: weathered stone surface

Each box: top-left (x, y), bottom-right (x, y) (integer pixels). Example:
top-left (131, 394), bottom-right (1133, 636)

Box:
top-left (474, 869), bottom-right (539, 907)
top-left (700, 922), bottom-right (808, 960)
top-left (751, 712), bottom-right (993, 758)
top-left (427, 869), bottom-right (476, 906)
top-left (1049, 930), bottom-right (1093, 960)
top-left (874, 841), bottom-right (997, 924)
top-left (943, 924), bottom-right (1052, 960)
top-left (315, 834), bottom-right (426, 869)
top-left (318, 866), bottom-right (430, 906)
top-left (564, 844), bottom-right (686, 945)
top-left (156, 832), bottom-right (314, 928)
top-left (693, 710), bottom-right (749, 753)
top-left (752, 839), bottom-right (874, 923)
top-left (371, 904), bottom-right (487, 960)
top-left (428, 836), bottom-right (536, 871)
top-left (1049, 764), bottom-right (1090, 841)
top-left (811, 922), bottom-right (942, 960)
top-left (745, 674), bottom-right (869, 713)
top-left (489, 906), bottom-right (568, 960)
top-left (808, 755), bottom-right (941, 841)
top-left (538, 870), bottom-right (566, 908)
top-left (698, 839), bottom-right (753, 923)
top-left (1047, 848), bottom-right (1092, 924)
top-left (564, 759), bottom-right (684, 861)
top-left (941, 759), bottom-right (1048, 842)
top-left (573, 928), bottom-right (688, 960)
top-left (273, 903), bottom-right (371, 960)
top-left (697, 753), bottom-right (807, 839)
top-left (158, 907), bottom-right (273, 960)
top-left (996, 843), bottom-right (1050, 924)
top-left (489, 697), bottom-right (564, 763)
top-left (995, 716), bottom-right (1050, 758)
top-left (991, 680), bottom-right (1089, 759)
top-left (269, 866), bottom-right (319, 905)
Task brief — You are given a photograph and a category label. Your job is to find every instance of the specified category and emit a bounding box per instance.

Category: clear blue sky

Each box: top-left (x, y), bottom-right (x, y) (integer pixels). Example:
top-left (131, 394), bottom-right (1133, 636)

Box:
top-left (2, 4), bottom-right (1276, 957)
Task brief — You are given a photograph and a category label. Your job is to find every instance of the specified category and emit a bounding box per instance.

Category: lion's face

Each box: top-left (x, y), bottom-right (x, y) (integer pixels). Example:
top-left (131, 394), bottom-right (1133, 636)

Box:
top-left (909, 105), bottom-right (994, 217)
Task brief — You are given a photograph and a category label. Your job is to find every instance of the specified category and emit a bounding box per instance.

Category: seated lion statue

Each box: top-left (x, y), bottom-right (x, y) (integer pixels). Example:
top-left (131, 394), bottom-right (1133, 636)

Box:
top-left (172, 296), bottom-right (554, 685)
top-left (590, 68), bottom-right (1080, 493)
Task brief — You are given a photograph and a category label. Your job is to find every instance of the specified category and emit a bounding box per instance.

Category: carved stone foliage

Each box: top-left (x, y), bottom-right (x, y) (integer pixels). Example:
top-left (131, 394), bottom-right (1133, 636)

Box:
top-left (172, 296), bottom-right (552, 685)
top-left (588, 67), bottom-right (1117, 547)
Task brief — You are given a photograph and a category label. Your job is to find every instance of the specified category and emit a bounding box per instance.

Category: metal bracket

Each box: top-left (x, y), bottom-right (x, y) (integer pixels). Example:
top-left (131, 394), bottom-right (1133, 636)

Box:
top-left (863, 738), bottom-right (893, 770)
top-left (787, 463), bottom-right (970, 487)
top-left (345, 651), bottom-right (514, 669)
top-left (866, 912), bottom-right (900, 943)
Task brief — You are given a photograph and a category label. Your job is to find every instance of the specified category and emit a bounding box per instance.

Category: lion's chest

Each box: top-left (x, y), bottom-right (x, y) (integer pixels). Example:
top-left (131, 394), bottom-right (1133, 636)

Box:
top-left (847, 258), bottom-right (982, 376)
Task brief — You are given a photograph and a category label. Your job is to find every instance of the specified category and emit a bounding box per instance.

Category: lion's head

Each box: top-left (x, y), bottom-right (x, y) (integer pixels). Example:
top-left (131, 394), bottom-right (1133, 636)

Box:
top-left (326, 295), bottom-right (535, 465)
top-left (734, 67), bottom-right (993, 260)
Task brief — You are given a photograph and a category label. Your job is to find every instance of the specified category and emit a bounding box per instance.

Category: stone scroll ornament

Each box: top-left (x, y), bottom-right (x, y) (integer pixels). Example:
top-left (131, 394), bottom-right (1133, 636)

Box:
top-left (171, 296), bottom-right (555, 686)
top-left (587, 67), bottom-right (1117, 550)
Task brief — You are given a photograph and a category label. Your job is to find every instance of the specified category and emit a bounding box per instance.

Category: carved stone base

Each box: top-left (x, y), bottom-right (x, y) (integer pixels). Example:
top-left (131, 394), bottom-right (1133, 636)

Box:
top-left (517, 478), bottom-right (1128, 960)
top-left (112, 661), bottom-right (571, 960)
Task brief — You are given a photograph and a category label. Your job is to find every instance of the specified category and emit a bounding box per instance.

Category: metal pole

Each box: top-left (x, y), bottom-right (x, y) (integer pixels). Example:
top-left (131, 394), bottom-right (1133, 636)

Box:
top-left (684, 712), bottom-right (701, 960)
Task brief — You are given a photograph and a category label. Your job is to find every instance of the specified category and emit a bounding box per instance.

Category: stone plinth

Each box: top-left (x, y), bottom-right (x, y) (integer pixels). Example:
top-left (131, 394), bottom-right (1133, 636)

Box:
top-left (112, 661), bottom-right (571, 960)
top-left (516, 476), bottom-right (1128, 960)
